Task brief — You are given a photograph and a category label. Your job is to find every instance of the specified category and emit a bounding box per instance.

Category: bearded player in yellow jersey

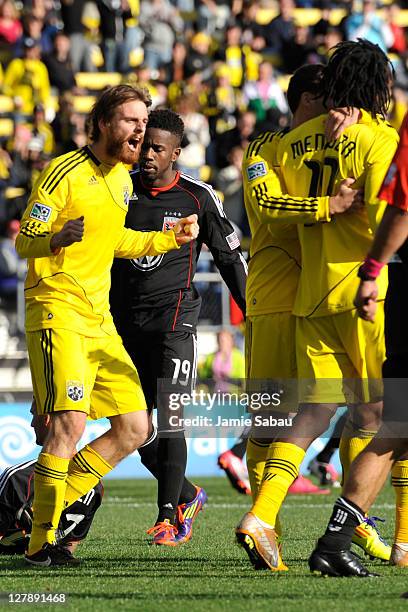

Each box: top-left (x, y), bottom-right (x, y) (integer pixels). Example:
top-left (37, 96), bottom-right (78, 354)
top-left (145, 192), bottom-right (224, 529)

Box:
top-left (17, 85), bottom-right (199, 567)
top-left (237, 40), bottom-right (405, 576)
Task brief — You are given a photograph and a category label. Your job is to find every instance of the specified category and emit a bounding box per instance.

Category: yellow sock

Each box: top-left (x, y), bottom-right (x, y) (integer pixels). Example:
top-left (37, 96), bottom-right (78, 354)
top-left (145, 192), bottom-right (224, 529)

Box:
top-left (339, 425), bottom-right (377, 487)
top-left (252, 442), bottom-right (305, 526)
top-left (64, 445), bottom-right (112, 507)
top-left (29, 453), bottom-right (69, 555)
top-left (246, 438), bottom-right (270, 502)
top-left (392, 460), bottom-right (408, 543)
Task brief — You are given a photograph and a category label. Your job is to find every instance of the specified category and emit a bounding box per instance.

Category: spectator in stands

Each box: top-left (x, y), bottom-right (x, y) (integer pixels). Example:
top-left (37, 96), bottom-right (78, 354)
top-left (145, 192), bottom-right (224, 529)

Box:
top-left (183, 31), bottom-right (213, 82)
top-left (139, 0), bottom-right (183, 70)
top-left (32, 103), bottom-right (55, 156)
top-left (60, 0), bottom-right (95, 72)
top-left (51, 94), bottom-right (87, 153)
top-left (282, 22), bottom-right (318, 72)
top-left (3, 37), bottom-right (51, 116)
top-left (210, 63), bottom-right (241, 135)
top-left (176, 92), bottom-right (210, 180)
top-left (199, 328), bottom-right (245, 394)
top-left (0, 0), bottom-right (22, 57)
top-left (243, 60), bottom-right (288, 122)
top-left (237, 0), bottom-right (266, 47)
top-left (216, 109), bottom-right (255, 169)
top-left (262, 0), bottom-right (296, 59)
top-left (159, 40), bottom-right (187, 86)
top-left (43, 31), bottom-right (76, 93)
top-left (125, 64), bottom-right (164, 108)
top-left (345, 0), bottom-right (394, 53)
top-left (0, 219), bottom-right (26, 337)
top-left (215, 23), bottom-right (246, 89)
top-left (216, 145), bottom-right (248, 236)
top-left (96, 0), bottom-right (130, 73)
top-left (197, 0), bottom-right (232, 36)
top-left (16, 12), bottom-right (54, 56)
top-left (387, 2), bottom-right (407, 55)
top-left (311, 0), bottom-right (333, 45)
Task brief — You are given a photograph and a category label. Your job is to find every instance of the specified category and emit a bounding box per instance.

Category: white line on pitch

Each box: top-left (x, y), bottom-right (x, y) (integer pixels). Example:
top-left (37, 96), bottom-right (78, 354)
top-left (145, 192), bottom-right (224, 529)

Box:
top-left (103, 499), bottom-right (395, 510)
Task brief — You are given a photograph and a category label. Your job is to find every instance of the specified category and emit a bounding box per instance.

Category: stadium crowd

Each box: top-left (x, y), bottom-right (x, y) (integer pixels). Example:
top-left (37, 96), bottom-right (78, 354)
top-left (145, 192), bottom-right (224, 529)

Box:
top-left (0, 0), bottom-right (408, 245)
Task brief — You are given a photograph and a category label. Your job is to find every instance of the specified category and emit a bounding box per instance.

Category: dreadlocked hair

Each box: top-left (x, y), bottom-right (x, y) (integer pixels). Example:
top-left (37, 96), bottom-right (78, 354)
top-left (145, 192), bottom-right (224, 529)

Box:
top-left (320, 39), bottom-right (394, 118)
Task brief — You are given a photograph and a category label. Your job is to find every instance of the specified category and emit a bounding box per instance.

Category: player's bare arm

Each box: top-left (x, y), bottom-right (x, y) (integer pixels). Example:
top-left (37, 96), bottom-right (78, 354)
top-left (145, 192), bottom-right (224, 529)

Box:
top-left (325, 107), bottom-right (361, 141)
top-left (355, 206), bottom-right (408, 321)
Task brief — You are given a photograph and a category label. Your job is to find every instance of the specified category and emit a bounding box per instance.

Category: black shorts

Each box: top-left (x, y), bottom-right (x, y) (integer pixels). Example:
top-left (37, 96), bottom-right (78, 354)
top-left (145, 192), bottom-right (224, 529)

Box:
top-left (382, 262), bottom-right (408, 427)
top-left (123, 331), bottom-right (198, 432)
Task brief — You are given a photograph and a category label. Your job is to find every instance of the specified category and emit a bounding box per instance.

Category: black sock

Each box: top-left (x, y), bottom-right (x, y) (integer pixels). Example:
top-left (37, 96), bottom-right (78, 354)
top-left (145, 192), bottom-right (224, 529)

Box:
top-left (230, 439), bottom-right (247, 459)
top-left (157, 434), bottom-right (193, 524)
top-left (316, 413), bottom-right (347, 464)
top-left (318, 496), bottom-right (365, 552)
top-left (229, 425), bottom-right (251, 459)
top-left (138, 429), bottom-right (196, 506)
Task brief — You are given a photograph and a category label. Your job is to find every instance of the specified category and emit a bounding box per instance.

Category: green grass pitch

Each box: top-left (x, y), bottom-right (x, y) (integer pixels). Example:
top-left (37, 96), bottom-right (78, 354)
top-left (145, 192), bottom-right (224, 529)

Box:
top-left (1, 477), bottom-right (408, 611)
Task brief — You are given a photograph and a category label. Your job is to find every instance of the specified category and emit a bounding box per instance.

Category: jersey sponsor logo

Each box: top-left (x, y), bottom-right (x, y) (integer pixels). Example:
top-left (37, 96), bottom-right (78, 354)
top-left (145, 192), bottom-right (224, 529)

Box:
top-left (130, 254), bottom-right (164, 271)
top-left (225, 230), bottom-right (240, 250)
top-left (29, 202), bottom-right (52, 223)
top-left (123, 185), bottom-right (130, 207)
top-left (162, 214), bottom-right (181, 232)
top-left (88, 175), bottom-right (99, 185)
top-left (66, 381), bottom-right (84, 402)
top-left (246, 161), bottom-right (267, 181)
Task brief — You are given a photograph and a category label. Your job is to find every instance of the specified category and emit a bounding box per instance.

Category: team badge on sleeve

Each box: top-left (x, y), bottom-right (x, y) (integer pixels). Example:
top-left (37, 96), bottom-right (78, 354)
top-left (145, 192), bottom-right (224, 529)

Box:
top-left (246, 162), bottom-right (267, 181)
top-left (29, 202), bottom-right (52, 223)
top-left (226, 230), bottom-right (240, 250)
top-left (66, 381), bottom-right (84, 402)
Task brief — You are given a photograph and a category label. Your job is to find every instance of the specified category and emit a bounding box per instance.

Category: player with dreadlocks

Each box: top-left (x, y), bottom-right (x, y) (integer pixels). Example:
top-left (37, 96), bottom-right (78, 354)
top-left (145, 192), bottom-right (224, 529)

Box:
top-left (320, 39), bottom-right (393, 118)
top-left (236, 39), bottom-right (402, 576)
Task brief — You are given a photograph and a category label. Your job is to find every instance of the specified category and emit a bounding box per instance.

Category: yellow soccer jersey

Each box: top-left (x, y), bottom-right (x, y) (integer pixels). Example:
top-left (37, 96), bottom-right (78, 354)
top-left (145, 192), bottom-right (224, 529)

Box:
top-left (16, 146), bottom-right (179, 337)
top-left (278, 115), bottom-right (399, 318)
top-left (243, 131), bottom-right (331, 317)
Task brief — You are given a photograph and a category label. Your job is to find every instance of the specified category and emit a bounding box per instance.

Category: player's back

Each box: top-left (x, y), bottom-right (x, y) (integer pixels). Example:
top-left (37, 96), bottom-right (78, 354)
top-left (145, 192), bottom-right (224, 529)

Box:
top-left (278, 115), bottom-right (399, 317)
top-left (243, 131), bottom-right (301, 316)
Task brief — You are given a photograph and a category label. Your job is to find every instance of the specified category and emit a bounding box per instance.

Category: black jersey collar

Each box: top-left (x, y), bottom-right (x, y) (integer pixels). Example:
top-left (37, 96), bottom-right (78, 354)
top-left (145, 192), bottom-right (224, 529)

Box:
top-left (84, 145), bottom-right (101, 166)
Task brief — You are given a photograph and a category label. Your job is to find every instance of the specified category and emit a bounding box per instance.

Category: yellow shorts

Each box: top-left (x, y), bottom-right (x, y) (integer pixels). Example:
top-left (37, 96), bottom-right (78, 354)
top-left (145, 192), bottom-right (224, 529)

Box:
top-left (27, 329), bottom-right (147, 420)
top-left (246, 313), bottom-right (297, 413)
top-left (296, 305), bottom-right (385, 404)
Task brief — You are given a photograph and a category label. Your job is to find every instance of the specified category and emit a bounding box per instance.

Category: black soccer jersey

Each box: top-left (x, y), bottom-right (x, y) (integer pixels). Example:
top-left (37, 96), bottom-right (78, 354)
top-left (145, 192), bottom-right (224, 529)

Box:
top-left (110, 171), bottom-right (247, 333)
top-left (0, 460), bottom-right (103, 553)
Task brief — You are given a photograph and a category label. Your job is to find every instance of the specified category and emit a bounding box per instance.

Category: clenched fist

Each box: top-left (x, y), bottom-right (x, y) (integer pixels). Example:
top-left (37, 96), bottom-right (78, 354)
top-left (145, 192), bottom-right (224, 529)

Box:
top-left (172, 214), bottom-right (199, 245)
top-left (50, 216), bottom-right (84, 251)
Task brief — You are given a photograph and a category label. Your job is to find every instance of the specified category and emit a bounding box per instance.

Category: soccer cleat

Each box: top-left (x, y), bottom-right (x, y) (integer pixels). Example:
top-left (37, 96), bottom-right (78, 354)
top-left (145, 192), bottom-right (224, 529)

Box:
top-left (308, 458), bottom-right (339, 486)
top-left (352, 516), bottom-right (391, 561)
top-left (218, 450), bottom-right (251, 495)
top-left (390, 542), bottom-right (408, 567)
top-left (288, 475), bottom-right (330, 495)
top-left (25, 543), bottom-right (80, 567)
top-left (309, 547), bottom-right (379, 577)
top-left (235, 512), bottom-right (288, 572)
top-left (147, 519), bottom-right (178, 546)
top-left (0, 529), bottom-right (29, 555)
top-left (175, 486), bottom-right (208, 544)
